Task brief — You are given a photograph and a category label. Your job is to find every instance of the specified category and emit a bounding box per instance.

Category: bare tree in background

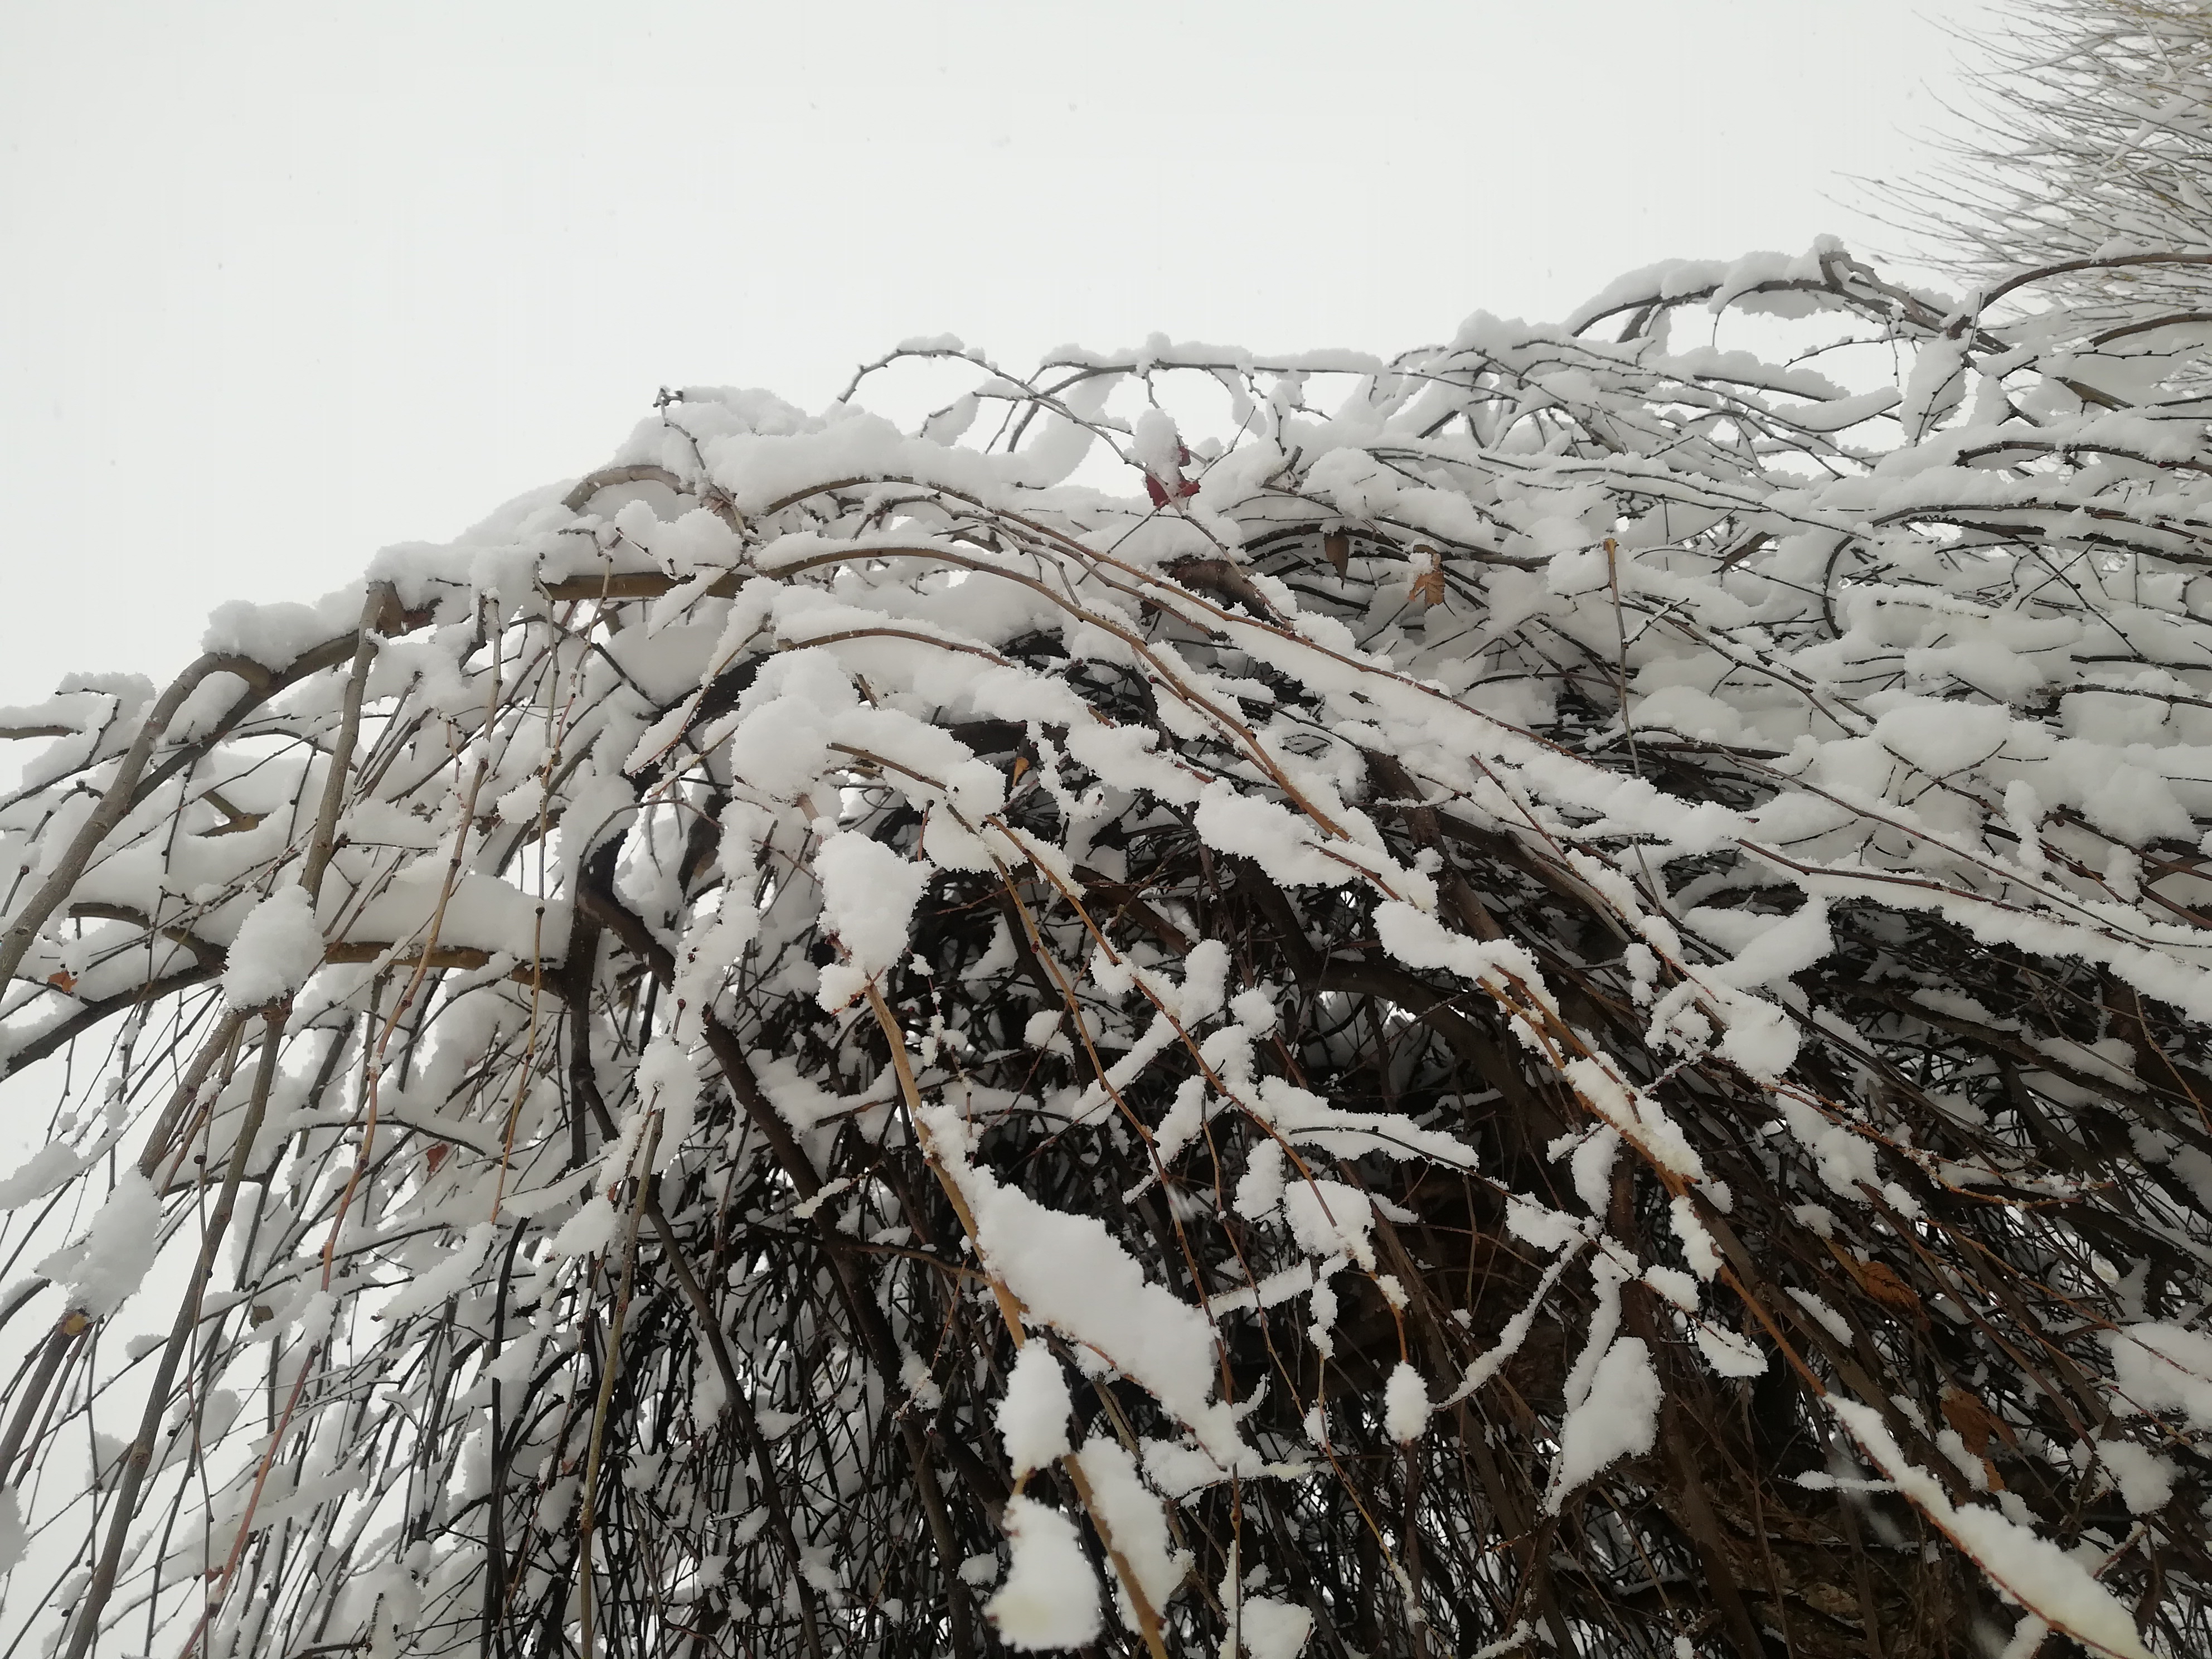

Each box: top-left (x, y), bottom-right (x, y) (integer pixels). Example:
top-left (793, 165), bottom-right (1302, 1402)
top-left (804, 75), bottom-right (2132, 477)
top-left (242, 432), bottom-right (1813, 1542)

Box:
top-left (1894, 0), bottom-right (2212, 324)
top-left (3, 239), bottom-right (2212, 1659)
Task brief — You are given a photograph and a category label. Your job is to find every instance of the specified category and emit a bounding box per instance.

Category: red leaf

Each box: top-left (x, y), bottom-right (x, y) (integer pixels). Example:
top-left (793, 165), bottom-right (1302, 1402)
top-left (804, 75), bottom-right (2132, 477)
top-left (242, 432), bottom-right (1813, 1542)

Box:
top-left (1144, 474), bottom-right (1171, 508)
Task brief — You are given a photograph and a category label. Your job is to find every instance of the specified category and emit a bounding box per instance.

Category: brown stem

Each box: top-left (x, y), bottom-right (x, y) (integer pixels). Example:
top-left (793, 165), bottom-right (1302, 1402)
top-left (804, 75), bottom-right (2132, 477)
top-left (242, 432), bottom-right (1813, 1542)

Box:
top-left (0, 1311), bottom-right (86, 1481)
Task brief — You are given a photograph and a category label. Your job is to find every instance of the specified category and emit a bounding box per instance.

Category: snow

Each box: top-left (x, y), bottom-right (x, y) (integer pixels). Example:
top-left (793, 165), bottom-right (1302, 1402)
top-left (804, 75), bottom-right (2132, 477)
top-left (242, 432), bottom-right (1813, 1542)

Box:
top-left (1694, 1323), bottom-right (1769, 1379)
top-left (1280, 1178), bottom-right (1376, 1270)
top-left (221, 885), bottom-right (325, 1008)
top-left (200, 588), bottom-right (361, 669)
top-left (1234, 1139), bottom-right (1287, 1223)
top-left (1505, 1197), bottom-right (1587, 1258)
top-left (1569, 1127), bottom-right (1619, 1220)
top-left (1384, 1362), bottom-right (1431, 1443)
top-left (0, 1139), bottom-right (102, 1212)
top-left (1371, 902), bottom-right (1538, 1003)
top-left (998, 1345), bottom-right (1074, 1480)
top-left (1704, 899), bottom-right (1832, 994)
top-left (1468, 1623), bottom-right (1534, 1659)
top-left (1445, 1242), bottom-right (1585, 1407)
top-left (958, 1158), bottom-right (1238, 1461)
top-left (1545, 1337), bottom-right (1660, 1511)
top-left (812, 832), bottom-right (933, 1005)
top-left (2096, 1438), bottom-right (2175, 1515)
top-left (1130, 409), bottom-right (1184, 482)
top-left (635, 1036), bottom-right (701, 1174)
top-left (549, 1193), bottom-right (620, 1259)
top-left (1192, 788), bottom-right (1348, 889)
top-left (374, 1222), bottom-right (494, 1327)
top-left (1669, 1195), bottom-right (1722, 1279)
top-left (2105, 1323), bottom-right (2212, 1428)
top-left (987, 1497), bottom-right (1102, 1650)
top-left (37, 1171), bottom-right (162, 1318)
top-left (1075, 1435), bottom-right (1188, 1623)
top-left (1224, 1588), bottom-right (1314, 1659)
top-left (1142, 1436), bottom-right (1232, 1500)
top-left (1788, 1289), bottom-right (1856, 1345)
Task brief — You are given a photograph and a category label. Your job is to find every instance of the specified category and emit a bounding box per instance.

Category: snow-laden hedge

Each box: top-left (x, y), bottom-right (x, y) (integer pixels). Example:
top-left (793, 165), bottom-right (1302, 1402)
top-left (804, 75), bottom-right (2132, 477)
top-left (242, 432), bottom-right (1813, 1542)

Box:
top-left (5, 242), bottom-right (2212, 1659)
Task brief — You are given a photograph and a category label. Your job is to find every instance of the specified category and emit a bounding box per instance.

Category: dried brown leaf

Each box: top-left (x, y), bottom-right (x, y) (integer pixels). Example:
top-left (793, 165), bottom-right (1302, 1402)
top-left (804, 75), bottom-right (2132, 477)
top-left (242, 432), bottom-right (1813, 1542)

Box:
top-left (1409, 547), bottom-right (1445, 607)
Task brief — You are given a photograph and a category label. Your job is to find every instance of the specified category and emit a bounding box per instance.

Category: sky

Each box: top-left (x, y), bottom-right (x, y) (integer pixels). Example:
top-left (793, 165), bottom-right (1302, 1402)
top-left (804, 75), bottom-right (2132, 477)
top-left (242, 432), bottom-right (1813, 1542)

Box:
top-left (0, 0), bottom-right (1991, 724)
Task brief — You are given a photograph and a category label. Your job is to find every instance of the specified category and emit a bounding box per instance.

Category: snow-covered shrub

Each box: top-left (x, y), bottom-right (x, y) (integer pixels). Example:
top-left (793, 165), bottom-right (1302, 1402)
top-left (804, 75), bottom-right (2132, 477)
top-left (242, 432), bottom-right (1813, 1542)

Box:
top-left (4, 241), bottom-right (2211, 1659)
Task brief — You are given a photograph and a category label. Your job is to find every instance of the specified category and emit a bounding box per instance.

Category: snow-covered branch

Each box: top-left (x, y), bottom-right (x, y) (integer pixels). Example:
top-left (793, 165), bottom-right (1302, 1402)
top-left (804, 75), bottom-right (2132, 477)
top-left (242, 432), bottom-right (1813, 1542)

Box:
top-left (3, 241), bottom-right (2210, 1658)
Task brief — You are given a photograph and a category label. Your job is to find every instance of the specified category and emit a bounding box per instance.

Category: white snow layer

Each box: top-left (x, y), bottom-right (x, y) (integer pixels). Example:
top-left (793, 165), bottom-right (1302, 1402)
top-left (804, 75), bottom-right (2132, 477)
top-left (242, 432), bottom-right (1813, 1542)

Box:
top-left (998, 1345), bottom-right (1075, 1479)
top-left (37, 1172), bottom-right (163, 1318)
top-left (1075, 1435), bottom-right (1189, 1624)
top-left (1546, 1337), bottom-right (1661, 1511)
top-left (1384, 1362), bottom-right (1432, 1443)
top-left (1225, 1593), bottom-right (1314, 1659)
top-left (951, 1140), bottom-right (1239, 1461)
top-left (812, 831), bottom-right (932, 1006)
top-left (221, 885), bottom-right (324, 1008)
top-left (987, 1497), bottom-right (1103, 1650)
top-left (2107, 1322), bottom-right (2212, 1429)
top-left (635, 1035), bottom-right (702, 1174)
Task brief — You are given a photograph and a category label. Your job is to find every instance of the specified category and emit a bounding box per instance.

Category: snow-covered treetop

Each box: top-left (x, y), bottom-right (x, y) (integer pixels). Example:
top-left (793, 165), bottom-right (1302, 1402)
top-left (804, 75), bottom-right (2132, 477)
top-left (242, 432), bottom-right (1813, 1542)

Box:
top-left (1896, 0), bottom-right (2212, 329)
top-left (3, 241), bottom-right (2211, 1659)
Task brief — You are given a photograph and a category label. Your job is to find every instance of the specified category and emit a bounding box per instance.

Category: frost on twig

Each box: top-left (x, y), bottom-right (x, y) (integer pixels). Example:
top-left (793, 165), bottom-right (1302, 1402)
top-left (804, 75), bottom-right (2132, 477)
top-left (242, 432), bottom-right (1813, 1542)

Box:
top-left (3, 241), bottom-right (2212, 1659)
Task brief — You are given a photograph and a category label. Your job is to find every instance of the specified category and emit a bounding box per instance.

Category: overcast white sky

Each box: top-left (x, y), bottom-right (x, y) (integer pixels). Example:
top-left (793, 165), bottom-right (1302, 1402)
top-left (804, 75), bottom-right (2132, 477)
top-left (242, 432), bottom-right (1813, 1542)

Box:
top-left (2, 0), bottom-right (1988, 719)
